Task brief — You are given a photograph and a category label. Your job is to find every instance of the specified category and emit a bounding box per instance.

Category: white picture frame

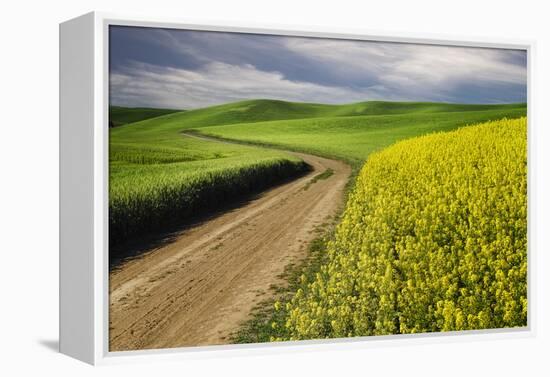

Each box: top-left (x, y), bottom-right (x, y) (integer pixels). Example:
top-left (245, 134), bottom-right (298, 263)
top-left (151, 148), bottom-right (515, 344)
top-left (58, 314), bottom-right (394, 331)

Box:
top-left (59, 11), bottom-right (535, 365)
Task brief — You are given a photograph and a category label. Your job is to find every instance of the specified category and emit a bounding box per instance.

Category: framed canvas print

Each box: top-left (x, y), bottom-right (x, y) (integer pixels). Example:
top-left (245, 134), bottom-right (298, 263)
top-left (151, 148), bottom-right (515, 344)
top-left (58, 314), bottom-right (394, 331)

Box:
top-left (59, 12), bottom-right (533, 365)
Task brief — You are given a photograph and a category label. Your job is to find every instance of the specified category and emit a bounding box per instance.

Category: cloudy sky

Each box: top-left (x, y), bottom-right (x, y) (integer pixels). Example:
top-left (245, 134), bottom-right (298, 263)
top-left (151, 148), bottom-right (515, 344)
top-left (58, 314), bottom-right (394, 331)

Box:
top-left (109, 26), bottom-right (527, 110)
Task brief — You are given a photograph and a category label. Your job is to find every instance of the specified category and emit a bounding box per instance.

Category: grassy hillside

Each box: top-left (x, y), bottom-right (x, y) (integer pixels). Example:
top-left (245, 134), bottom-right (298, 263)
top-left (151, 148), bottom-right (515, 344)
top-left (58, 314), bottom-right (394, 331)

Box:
top-left (110, 133), bottom-right (309, 249)
top-left (109, 103), bottom-right (321, 249)
top-left (263, 117), bottom-right (527, 341)
top-left (195, 104), bottom-right (526, 167)
top-left (109, 106), bottom-right (182, 127)
top-left (112, 99), bottom-right (524, 134)
top-left (110, 99), bottom-right (526, 251)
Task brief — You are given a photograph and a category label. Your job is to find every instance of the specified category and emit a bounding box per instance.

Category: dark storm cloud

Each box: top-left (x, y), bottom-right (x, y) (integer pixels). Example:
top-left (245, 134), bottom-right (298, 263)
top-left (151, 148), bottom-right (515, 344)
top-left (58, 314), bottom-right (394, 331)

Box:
top-left (110, 27), bottom-right (380, 88)
top-left (109, 26), bottom-right (527, 109)
top-left (109, 27), bottom-right (205, 71)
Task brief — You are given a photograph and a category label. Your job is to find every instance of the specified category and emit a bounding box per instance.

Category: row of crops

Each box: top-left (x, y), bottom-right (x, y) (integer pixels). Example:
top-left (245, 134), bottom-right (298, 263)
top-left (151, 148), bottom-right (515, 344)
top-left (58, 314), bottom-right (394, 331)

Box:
top-left (109, 141), bottom-right (310, 251)
top-left (269, 117), bottom-right (527, 340)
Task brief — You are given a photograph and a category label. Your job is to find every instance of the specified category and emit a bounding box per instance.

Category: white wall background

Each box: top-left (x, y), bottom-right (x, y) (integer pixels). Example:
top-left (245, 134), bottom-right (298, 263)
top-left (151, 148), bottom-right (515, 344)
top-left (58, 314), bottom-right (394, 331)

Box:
top-left (1, 0), bottom-right (548, 375)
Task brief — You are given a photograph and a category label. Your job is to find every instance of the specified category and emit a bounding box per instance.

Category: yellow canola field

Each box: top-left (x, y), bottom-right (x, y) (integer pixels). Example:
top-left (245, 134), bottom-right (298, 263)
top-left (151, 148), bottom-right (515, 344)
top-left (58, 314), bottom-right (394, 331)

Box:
top-left (277, 117), bottom-right (527, 340)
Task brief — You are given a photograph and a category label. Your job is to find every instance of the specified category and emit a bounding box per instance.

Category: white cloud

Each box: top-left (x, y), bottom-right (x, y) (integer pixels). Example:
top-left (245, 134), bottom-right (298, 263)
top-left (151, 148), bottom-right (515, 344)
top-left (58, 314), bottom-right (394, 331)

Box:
top-left (110, 61), bottom-right (397, 109)
top-left (109, 31), bottom-right (527, 109)
top-left (284, 38), bottom-right (526, 92)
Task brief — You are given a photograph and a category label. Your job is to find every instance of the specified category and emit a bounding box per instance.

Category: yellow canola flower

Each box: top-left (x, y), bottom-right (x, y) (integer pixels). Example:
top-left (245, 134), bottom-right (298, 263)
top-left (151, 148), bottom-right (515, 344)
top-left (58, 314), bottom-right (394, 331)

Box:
top-left (276, 117), bottom-right (527, 340)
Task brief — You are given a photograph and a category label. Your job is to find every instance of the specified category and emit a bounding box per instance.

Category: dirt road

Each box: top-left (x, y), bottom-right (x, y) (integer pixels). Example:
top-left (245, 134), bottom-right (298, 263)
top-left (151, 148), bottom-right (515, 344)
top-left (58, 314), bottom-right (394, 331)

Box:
top-left (109, 137), bottom-right (351, 351)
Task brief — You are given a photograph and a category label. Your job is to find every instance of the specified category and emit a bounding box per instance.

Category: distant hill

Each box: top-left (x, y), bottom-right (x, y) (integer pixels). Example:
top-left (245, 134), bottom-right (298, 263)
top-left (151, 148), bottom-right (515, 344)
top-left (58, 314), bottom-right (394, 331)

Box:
top-left (181, 99), bottom-right (526, 126)
top-left (110, 98), bottom-right (526, 248)
top-left (111, 99), bottom-right (526, 136)
top-left (195, 100), bottom-right (527, 166)
top-left (109, 106), bottom-right (182, 127)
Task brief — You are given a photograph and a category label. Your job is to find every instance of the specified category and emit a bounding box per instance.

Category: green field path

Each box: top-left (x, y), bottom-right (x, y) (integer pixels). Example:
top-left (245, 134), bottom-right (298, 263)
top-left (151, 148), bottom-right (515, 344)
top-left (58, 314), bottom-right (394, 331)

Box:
top-left (189, 101), bottom-right (526, 168)
top-left (109, 100), bottom-right (526, 246)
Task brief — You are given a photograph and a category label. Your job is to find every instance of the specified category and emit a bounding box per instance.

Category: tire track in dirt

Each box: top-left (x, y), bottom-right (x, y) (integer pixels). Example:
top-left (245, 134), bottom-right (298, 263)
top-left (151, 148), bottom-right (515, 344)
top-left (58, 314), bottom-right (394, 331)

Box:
top-left (109, 134), bottom-right (351, 351)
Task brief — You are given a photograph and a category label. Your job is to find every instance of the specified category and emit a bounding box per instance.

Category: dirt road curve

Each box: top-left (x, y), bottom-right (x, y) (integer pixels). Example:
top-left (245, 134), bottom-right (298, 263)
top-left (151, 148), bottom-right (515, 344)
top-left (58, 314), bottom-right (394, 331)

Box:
top-left (109, 138), bottom-right (351, 351)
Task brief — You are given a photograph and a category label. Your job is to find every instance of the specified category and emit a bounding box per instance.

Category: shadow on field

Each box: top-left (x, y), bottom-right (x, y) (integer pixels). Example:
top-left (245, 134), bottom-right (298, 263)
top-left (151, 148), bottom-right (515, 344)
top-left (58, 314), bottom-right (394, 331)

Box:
top-left (108, 170), bottom-right (310, 271)
top-left (109, 194), bottom-right (258, 270)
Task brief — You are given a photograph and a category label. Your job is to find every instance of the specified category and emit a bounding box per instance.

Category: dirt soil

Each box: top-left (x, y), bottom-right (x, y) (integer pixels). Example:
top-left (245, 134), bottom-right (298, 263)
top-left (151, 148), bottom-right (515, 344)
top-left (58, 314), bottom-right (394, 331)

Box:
top-left (109, 142), bottom-right (351, 351)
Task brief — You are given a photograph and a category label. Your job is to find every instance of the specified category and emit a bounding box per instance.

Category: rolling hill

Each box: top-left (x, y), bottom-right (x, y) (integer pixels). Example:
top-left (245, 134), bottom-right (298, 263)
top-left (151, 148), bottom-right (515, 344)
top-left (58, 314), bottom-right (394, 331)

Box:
top-left (109, 99), bottom-right (526, 249)
top-left (191, 100), bottom-right (527, 167)
top-left (109, 106), bottom-right (182, 127)
top-left (112, 99), bottom-right (525, 134)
